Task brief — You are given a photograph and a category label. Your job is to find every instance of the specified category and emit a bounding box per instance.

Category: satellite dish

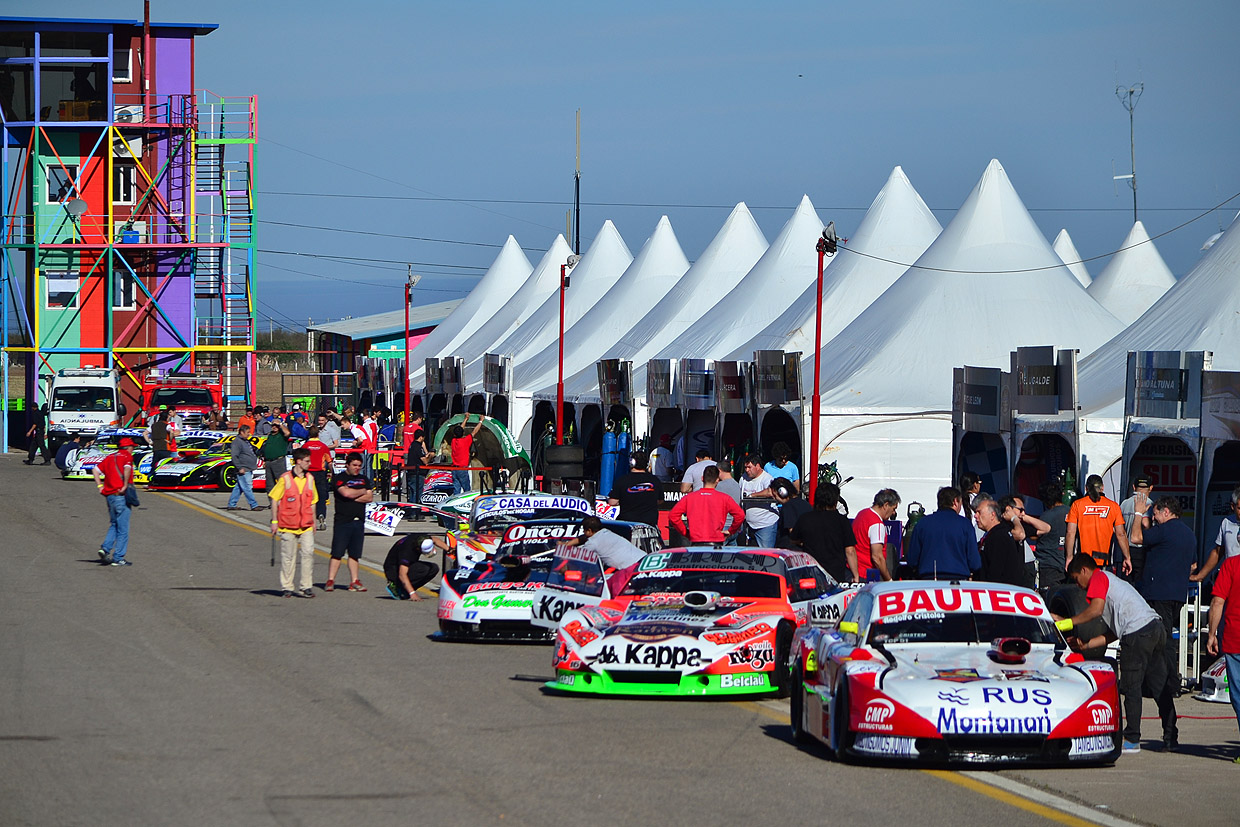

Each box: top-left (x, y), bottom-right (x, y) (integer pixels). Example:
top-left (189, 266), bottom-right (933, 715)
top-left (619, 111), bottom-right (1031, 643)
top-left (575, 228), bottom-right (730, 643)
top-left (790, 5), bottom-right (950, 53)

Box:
top-left (64, 199), bottom-right (88, 217)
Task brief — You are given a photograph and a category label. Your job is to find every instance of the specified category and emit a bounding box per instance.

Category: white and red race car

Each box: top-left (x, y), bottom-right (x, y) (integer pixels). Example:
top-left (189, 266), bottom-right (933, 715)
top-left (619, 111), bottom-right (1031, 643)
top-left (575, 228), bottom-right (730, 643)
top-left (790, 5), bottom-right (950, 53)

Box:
top-left (789, 580), bottom-right (1122, 765)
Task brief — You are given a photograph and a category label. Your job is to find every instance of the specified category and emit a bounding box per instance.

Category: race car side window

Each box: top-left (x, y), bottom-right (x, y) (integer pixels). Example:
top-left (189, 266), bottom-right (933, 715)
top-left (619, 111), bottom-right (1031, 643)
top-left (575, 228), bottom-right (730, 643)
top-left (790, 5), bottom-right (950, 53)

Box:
top-left (840, 592), bottom-right (873, 642)
top-left (787, 566), bottom-right (830, 603)
top-left (632, 524), bottom-right (664, 554)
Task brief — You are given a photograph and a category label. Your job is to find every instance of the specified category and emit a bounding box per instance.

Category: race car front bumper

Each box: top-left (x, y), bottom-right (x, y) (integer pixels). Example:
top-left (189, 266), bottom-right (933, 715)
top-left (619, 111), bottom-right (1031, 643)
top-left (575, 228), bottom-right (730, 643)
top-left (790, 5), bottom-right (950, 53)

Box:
top-left (545, 668), bottom-right (774, 697)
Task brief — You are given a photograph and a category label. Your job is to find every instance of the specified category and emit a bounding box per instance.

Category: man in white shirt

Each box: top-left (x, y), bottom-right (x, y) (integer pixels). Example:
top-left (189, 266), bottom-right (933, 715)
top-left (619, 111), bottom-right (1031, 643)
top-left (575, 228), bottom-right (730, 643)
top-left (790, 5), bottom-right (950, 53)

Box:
top-left (739, 454), bottom-right (778, 547)
top-left (1192, 484), bottom-right (1240, 583)
top-left (680, 448), bottom-right (715, 493)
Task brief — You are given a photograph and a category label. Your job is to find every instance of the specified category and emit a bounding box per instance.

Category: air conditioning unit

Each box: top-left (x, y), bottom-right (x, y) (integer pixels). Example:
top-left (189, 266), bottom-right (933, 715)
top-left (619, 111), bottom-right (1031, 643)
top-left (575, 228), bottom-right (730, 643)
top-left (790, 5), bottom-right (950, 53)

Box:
top-left (113, 104), bottom-right (144, 124)
top-left (113, 132), bottom-right (143, 158)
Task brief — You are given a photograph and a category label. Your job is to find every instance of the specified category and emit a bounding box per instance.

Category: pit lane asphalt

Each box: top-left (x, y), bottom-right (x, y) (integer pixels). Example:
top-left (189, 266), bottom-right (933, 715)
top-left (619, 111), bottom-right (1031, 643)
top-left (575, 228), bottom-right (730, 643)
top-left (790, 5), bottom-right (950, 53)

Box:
top-left (1, 453), bottom-right (1235, 826)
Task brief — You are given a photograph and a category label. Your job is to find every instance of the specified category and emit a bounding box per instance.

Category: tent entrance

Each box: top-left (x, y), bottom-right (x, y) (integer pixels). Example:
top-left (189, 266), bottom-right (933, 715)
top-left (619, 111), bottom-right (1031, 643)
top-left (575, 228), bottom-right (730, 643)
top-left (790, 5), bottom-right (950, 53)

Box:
top-left (1129, 436), bottom-right (1199, 522)
top-left (489, 394), bottom-right (509, 427)
top-left (580, 404), bottom-right (603, 481)
top-left (1013, 434), bottom-right (1076, 515)
top-left (720, 411), bottom-right (755, 469)
top-left (759, 407), bottom-right (801, 475)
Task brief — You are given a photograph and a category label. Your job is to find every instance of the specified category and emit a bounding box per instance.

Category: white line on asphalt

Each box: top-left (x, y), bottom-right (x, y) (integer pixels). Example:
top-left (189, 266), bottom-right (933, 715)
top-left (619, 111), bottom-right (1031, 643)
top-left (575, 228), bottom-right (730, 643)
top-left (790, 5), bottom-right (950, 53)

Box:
top-left (960, 772), bottom-right (1140, 827)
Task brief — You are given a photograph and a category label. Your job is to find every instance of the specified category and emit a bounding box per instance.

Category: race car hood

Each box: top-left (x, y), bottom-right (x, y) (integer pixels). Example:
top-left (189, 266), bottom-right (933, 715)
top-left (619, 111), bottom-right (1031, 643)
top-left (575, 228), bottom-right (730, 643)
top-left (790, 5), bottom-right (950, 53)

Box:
top-left (854, 643), bottom-right (1114, 739)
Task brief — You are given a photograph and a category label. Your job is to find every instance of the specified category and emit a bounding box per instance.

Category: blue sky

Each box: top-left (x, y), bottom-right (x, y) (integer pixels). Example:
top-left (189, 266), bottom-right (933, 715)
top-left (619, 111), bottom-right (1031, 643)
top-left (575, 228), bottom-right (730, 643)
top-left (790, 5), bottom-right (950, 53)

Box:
top-left (37, 1), bottom-right (1240, 329)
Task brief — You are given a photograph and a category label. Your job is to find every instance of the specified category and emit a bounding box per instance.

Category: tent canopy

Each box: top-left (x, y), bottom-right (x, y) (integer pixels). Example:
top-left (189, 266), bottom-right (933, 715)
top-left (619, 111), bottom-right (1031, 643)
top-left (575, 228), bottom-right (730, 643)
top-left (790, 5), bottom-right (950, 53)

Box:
top-left (1052, 229), bottom-right (1092, 288)
top-left (1085, 221), bottom-right (1176, 324)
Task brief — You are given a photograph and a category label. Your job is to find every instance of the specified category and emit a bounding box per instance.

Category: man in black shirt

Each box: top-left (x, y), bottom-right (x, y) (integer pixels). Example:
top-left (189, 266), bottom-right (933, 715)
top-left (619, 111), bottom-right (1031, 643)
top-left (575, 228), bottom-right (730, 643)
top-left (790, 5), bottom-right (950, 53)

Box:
top-left (773, 479), bottom-right (811, 548)
top-left (327, 452), bottom-right (373, 592)
top-left (976, 498), bottom-right (1025, 586)
top-left (384, 535), bottom-right (442, 601)
top-left (790, 482), bottom-right (857, 582)
top-left (607, 450), bottom-right (660, 527)
top-left (24, 404), bottom-right (49, 465)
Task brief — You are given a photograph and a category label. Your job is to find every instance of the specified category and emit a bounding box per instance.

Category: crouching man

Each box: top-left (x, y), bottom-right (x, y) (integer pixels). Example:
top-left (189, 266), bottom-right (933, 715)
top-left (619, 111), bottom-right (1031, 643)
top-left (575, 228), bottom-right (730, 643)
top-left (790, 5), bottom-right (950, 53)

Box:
top-left (384, 535), bottom-right (442, 601)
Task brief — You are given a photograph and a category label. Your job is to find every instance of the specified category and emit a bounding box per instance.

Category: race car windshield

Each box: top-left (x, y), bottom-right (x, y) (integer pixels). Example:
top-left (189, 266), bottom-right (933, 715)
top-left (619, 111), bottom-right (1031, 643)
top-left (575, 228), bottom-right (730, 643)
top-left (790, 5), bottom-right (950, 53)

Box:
top-left (474, 508), bottom-right (586, 534)
top-left (52, 387), bottom-right (114, 411)
top-left (869, 613), bottom-right (1057, 646)
top-left (451, 559), bottom-right (550, 587)
top-left (620, 570), bottom-right (783, 600)
top-left (150, 388), bottom-right (214, 407)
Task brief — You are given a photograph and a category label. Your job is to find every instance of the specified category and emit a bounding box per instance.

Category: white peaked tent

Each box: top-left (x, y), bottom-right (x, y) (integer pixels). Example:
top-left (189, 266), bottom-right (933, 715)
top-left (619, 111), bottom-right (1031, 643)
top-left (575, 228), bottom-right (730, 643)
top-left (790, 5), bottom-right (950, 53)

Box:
top-left (555, 202), bottom-right (769, 400)
top-left (1078, 214), bottom-right (1240, 417)
top-left (650, 195), bottom-right (825, 366)
top-left (443, 235), bottom-right (573, 389)
top-left (805, 159), bottom-right (1126, 510)
top-left (728, 166), bottom-right (942, 360)
top-left (404, 235), bottom-right (531, 369)
top-left (464, 221), bottom-right (632, 383)
top-left (1085, 221), bottom-right (1177, 324)
top-left (513, 216), bottom-right (689, 393)
top-left (1053, 229), bottom-right (1092, 288)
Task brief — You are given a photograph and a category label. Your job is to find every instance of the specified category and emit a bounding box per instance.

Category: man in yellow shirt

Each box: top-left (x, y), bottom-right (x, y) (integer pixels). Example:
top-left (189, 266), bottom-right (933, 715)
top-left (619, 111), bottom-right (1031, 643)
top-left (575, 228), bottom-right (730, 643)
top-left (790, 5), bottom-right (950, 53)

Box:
top-left (270, 447), bottom-right (318, 598)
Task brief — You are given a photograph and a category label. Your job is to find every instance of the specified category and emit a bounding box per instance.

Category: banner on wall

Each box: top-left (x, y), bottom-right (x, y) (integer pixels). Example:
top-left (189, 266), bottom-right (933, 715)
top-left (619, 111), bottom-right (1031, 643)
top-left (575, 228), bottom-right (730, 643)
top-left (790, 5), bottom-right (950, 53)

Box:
top-left (1201, 370), bottom-right (1240, 441)
top-left (424, 358), bottom-right (443, 395)
top-left (677, 359), bottom-right (714, 411)
top-left (646, 359), bottom-right (673, 408)
top-left (713, 361), bottom-right (747, 414)
top-left (483, 354), bottom-right (510, 396)
top-left (959, 366), bottom-right (1004, 434)
top-left (1014, 346), bottom-right (1057, 415)
top-left (441, 357), bottom-right (463, 395)
top-left (596, 359), bottom-right (632, 408)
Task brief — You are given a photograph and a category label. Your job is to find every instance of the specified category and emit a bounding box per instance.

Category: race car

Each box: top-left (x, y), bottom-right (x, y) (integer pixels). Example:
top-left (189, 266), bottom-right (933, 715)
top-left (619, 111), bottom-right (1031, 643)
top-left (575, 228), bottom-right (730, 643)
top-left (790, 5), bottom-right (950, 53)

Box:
top-left (64, 429), bottom-right (149, 481)
top-left (788, 580), bottom-right (1122, 765)
top-left (544, 548), bottom-right (860, 697)
top-left (1195, 657), bottom-right (1232, 704)
top-left (435, 518), bottom-right (663, 642)
top-left (147, 434), bottom-right (268, 492)
top-left (446, 493), bottom-right (593, 569)
top-left (132, 429), bottom-right (228, 484)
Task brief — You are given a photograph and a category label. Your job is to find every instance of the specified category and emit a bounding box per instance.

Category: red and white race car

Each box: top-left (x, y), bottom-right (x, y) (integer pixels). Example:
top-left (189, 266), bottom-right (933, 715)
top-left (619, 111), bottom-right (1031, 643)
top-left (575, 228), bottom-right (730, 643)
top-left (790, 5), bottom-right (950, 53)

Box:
top-left (789, 580), bottom-right (1122, 765)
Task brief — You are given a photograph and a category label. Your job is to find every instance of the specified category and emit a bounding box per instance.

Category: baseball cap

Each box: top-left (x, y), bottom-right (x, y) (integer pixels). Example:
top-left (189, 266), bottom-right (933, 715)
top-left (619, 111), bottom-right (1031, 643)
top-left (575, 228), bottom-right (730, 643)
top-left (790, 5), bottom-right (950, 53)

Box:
top-left (1133, 477), bottom-right (1152, 488)
top-left (159, 404), bottom-right (168, 411)
top-left (420, 539), bottom-right (435, 554)
top-left (118, 437), bottom-right (136, 447)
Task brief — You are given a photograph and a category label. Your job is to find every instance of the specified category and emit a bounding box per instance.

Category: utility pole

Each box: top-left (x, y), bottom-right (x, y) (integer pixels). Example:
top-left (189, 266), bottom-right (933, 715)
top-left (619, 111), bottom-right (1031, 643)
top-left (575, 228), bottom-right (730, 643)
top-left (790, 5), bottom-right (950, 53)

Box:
top-left (1115, 82), bottom-right (1143, 223)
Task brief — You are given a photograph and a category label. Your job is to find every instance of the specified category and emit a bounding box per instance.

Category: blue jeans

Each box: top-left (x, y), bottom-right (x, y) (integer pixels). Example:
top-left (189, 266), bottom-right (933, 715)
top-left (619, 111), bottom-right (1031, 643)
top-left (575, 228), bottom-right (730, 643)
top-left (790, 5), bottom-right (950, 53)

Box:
top-left (102, 494), bottom-right (131, 562)
top-left (452, 469), bottom-right (471, 496)
top-left (1226, 653), bottom-right (1240, 736)
top-left (407, 471), bottom-right (424, 504)
top-left (750, 523), bottom-right (777, 548)
top-left (227, 469), bottom-right (258, 509)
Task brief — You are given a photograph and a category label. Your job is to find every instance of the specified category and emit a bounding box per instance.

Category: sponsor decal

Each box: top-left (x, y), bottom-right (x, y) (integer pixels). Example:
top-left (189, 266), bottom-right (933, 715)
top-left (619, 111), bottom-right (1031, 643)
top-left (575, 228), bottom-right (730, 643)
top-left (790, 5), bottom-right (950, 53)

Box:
top-left (555, 543), bottom-right (602, 564)
top-left (934, 668), bottom-right (984, 683)
top-left (1069, 735), bottom-right (1115, 757)
top-left (853, 735), bottom-right (918, 757)
top-left (503, 523), bottom-right (583, 543)
top-left (462, 594), bottom-right (533, 610)
top-left (465, 610), bottom-right (479, 620)
top-left (421, 491), bottom-right (449, 504)
top-left (592, 643), bottom-right (704, 669)
top-left (579, 606), bottom-right (624, 625)
top-left (1001, 669), bottom-right (1050, 683)
top-left (937, 689), bottom-right (969, 706)
top-left (595, 500), bottom-right (621, 519)
top-left (878, 588), bottom-right (1046, 618)
top-left (937, 706), bottom-right (1052, 735)
top-left (619, 621), bottom-right (699, 642)
top-left (158, 463), bottom-right (198, 475)
top-left (861, 698), bottom-right (896, 731)
top-left (631, 569), bottom-right (682, 579)
top-left (623, 610), bottom-right (706, 624)
top-left (534, 593), bottom-right (588, 624)
top-left (981, 687), bottom-right (1052, 706)
top-left (465, 581), bottom-right (541, 593)
top-left (702, 623), bottom-right (773, 645)
top-left (1087, 700), bottom-right (1114, 733)
top-left (720, 673), bottom-right (767, 688)
top-left (638, 553), bottom-right (673, 572)
top-left (782, 552), bottom-right (819, 570)
top-left (556, 674), bottom-right (576, 686)
top-left (437, 600), bottom-right (456, 619)
top-left (477, 495), bottom-right (589, 514)
top-left (1081, 505), bottom-right (1112, 518)
top-left (726, 641), bottom-right (775, 670)
top-left (563, 620), bottom-right (598, 647)
top-left (632, 594), bottom-right (687, 609)
top-left (364, 503), bottom-right (403, 536)
top-left (811, 601), bottom-right (842, 622)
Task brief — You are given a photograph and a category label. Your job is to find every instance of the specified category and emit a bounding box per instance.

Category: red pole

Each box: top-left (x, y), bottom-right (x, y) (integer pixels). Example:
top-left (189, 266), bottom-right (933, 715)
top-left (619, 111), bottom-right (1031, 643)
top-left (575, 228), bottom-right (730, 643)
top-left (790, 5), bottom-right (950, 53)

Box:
top-left (809, 239), bottom-right (826, 507)
top-left (404, 281), bottom-right (411, 428)
top-left (556, 263), bottom-right (567, 446)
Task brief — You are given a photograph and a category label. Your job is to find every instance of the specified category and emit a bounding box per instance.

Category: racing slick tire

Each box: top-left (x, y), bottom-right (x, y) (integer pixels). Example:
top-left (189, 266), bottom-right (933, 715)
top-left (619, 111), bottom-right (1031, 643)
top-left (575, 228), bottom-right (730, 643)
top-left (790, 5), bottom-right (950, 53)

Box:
top-left (772, 622), bottom-right (794, 699)
top-left (832, 678), bottom-right (855, 762)
top-left (789, 662), bottom-right (813, 744)
top-left (219, 464), bottom-right (238, 491)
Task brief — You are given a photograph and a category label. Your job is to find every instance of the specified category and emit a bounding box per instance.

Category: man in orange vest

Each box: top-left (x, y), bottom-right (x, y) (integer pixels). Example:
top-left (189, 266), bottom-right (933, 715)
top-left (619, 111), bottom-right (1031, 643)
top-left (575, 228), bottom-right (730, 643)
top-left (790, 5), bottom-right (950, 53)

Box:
top-left (269, 446), bottom-right (318, 598)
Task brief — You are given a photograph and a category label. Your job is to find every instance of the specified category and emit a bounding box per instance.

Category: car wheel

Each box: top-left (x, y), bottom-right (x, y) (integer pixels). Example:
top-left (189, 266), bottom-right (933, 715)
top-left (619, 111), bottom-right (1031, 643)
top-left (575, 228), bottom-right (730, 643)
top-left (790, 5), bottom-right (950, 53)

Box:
top-left (789, 662), bottom-right (813, 744)
top-left (833, 679), bottom-right (854, 761)
top-left (220, 465), bottom-right (238, 490)
top-left (772, 622), bottom-right (793, 699)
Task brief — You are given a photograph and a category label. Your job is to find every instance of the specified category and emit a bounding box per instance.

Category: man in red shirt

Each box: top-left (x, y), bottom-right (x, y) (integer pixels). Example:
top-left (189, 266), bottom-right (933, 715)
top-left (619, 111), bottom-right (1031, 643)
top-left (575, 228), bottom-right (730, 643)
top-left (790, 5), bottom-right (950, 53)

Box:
top-left (450, 413), bottom-right (484, 496)
top-left (852, 489), bottom-right (900, 581)
top-left (302, 426), bottom-right (334, 531)
top-left (93, 436), bottom-right (136, 566)
top-left (1207, 554), bottom-right (1240, 760)
top-left (668, 465), bottom-right (745, 544)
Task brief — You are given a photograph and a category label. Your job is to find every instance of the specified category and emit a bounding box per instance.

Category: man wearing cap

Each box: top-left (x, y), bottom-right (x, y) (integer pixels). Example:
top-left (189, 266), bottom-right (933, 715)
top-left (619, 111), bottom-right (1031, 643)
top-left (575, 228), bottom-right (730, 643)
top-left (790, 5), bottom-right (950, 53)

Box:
top-left (93, 436), bottom-right (137, 566)
top-left (1120, 477), bottom-right (1154, 583)
top-left (384, 534), bottom-right (442, 601)
top-left (147, 408), bottom-right (172, 466)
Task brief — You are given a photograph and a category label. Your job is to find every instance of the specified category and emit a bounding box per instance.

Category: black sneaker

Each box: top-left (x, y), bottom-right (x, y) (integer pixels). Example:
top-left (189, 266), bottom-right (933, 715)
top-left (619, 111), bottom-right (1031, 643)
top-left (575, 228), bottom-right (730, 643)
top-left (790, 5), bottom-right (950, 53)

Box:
top-left (110, 560), bottom-right (132, 567)
top-left (282, 590), bottom-right (294, 598)
top-left (300, 588), bottom-right (315, 599)
top-left (1161, 736), bottom-right (1180, 752)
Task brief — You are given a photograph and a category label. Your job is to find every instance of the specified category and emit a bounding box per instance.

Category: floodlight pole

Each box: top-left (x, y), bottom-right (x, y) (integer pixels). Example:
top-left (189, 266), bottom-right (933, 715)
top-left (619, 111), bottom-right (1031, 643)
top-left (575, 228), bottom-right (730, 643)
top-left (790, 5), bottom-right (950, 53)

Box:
top-left (556, 254), bottom-right (580, 445)
top-left (809, 238), bottom-right (827, 506)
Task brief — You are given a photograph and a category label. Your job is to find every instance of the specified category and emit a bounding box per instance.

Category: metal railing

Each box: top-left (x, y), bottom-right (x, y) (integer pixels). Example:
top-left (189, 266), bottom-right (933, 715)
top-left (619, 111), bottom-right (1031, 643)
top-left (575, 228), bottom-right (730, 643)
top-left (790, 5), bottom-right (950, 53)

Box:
top-left (196, 92), bottom-right (256, 141)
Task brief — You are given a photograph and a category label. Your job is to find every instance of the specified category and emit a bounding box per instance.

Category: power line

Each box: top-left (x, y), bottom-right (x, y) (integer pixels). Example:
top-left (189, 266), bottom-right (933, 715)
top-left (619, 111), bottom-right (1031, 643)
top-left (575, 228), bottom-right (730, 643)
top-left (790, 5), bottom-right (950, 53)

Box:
top-left (257, 188), bottom-right (1221, 214)
top-left (837, 189), bottom-right (1240, 274)
top-left (259, 259), bottom-right (478, 291)
top-left (259, 219), bottom-right (507, 249)
top-left (257, 248), bottom-right (487, 270)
